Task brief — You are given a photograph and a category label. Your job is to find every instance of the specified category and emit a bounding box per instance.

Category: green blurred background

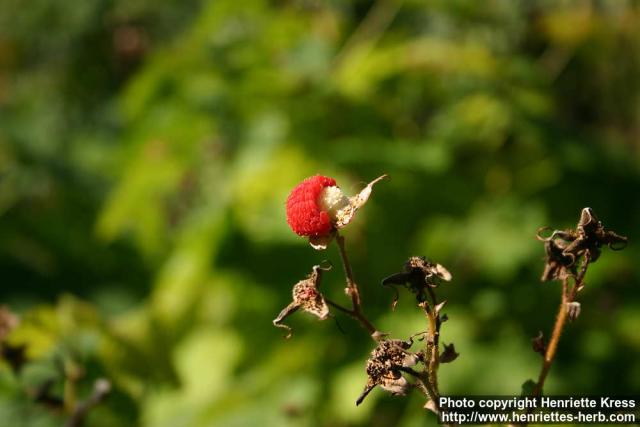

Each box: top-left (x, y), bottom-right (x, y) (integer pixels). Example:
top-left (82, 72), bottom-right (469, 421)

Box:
top-left (1, 0), bottom-right (639, 425)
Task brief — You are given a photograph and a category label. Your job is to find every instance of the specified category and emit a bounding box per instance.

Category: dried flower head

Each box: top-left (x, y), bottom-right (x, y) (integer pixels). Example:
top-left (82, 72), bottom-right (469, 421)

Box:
top-left (537, 208), bottom-right (627, 282)
top-left (286, 174), bottom-right (388, 249)
top-left (356, 338), bottom-right (420, 406)
top-left (561, 207), bottom-right (628, 262)
top-left (382, 256), bottom-right (452, 306)
top-left (273, 263), bottom-right (331, 338)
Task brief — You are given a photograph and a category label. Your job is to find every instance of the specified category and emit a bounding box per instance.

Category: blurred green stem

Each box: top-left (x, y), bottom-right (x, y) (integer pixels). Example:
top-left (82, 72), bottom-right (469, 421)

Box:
top-left (333, 0), bottom-right (403, 68)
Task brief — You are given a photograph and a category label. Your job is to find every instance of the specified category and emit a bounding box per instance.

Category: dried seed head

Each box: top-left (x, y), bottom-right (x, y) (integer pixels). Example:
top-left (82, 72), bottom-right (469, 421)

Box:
top-left (405, 256), bottom-right (452, 284)
top-left (537, 208), bottom-right (627, 282)
top-left (382, 256), bottom-right (452, 305)
top-left (273, 264), bottom-right (331, 338)
top-left (292, 276), bottom-right (329, 320)
top-left (356, 339), bottom-right (418, 405)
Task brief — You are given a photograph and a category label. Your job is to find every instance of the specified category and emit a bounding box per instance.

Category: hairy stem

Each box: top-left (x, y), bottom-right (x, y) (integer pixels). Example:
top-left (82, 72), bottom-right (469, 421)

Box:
top-left (334, 232), bottom-right (379, 338)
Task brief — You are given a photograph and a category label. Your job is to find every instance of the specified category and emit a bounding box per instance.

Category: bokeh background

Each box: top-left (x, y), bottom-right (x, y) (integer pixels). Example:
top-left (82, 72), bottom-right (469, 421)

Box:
top-left (1, 0), bottom-right (639, 426)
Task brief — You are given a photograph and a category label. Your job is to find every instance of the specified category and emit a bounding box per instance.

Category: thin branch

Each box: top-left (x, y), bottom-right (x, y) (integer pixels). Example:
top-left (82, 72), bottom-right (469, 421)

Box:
top-left (532, 275), bottom-right (569, 397)
top-left (64, 379), bottom-right (111, 427)
top-left (334, 232), bottom-right (379, 338)
top-left (418, 301), bottom-right (443, 413)
top-left (533, 250), bottom-right (592, 398)
top-left (326, 298), bottom-right (354, 316)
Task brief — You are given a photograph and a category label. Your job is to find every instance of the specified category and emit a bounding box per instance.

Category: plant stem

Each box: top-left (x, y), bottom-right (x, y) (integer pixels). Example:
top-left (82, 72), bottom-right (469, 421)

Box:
top-left (419, 301), bottom-right (442, 412)
top-left (425, 288), bottom-right (441, 392)
top-left (65, 379), bottom-right (111, 427)
top-left (533, 251), bottom-right (592, 397)
top-left (532, 276), bottom-right (568, 397)
top-left (425, 308), bottom-right (440, 390)
top-left (334, 232), bottom-right (379, 338)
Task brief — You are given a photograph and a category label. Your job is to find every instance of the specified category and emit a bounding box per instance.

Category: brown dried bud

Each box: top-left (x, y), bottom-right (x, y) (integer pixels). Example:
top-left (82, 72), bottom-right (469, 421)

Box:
top-left (439, 342), bottom-right (459, 363)
top-left (531, 331), bottom-right (546, 356)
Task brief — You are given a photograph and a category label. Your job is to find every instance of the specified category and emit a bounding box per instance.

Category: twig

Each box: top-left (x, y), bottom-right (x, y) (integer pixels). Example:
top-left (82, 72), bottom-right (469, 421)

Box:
top-left (532, 275), bottom-right (569, 397)
top-left (419, 301), bottom-right (442, 412)
top-left (533, 250), bottom-right (591, 398)
top-left (334, 232), bottom-right (380, 338)
top-left (64, 379), bottom-right (111, 427)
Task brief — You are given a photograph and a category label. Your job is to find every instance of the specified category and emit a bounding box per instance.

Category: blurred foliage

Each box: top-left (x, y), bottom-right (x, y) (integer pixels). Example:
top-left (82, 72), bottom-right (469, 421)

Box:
top-left (1, 0), bottom-right (639, 426)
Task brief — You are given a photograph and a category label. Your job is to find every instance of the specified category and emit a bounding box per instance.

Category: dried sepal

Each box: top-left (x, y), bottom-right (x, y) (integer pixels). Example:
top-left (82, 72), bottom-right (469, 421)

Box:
top-left (433, 301), bottom-right (447, 317)
top-left (355, 379), bottom-right (377, 406)
top-left (434, 263), bottom-right (452, 282)
top-left (308, 232), bottom-right (335, 250)
top-left (566, 301), bottom-right (581, 321)
top-left (272, 303), bottom-right (299, 339)
top-left (334, 175), bottom-right (388, 229)
top-left (379, 373), bottom-right (410, 396)
top-left (272, 264), bottom-right (331, 338)
top-left (540, 237), bottom-right (575, 282)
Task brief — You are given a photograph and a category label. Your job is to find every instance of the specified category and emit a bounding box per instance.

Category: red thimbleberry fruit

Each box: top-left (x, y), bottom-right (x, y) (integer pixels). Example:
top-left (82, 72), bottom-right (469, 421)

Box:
top-left (286, 173), bottom-right (388, 249)
top-left (286, 175), bottom-right (337, 237)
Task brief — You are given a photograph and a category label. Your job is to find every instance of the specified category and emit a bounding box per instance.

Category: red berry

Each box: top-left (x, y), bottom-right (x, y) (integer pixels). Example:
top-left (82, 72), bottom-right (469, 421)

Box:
top-left (286, 175), bottom-right (337, 237)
